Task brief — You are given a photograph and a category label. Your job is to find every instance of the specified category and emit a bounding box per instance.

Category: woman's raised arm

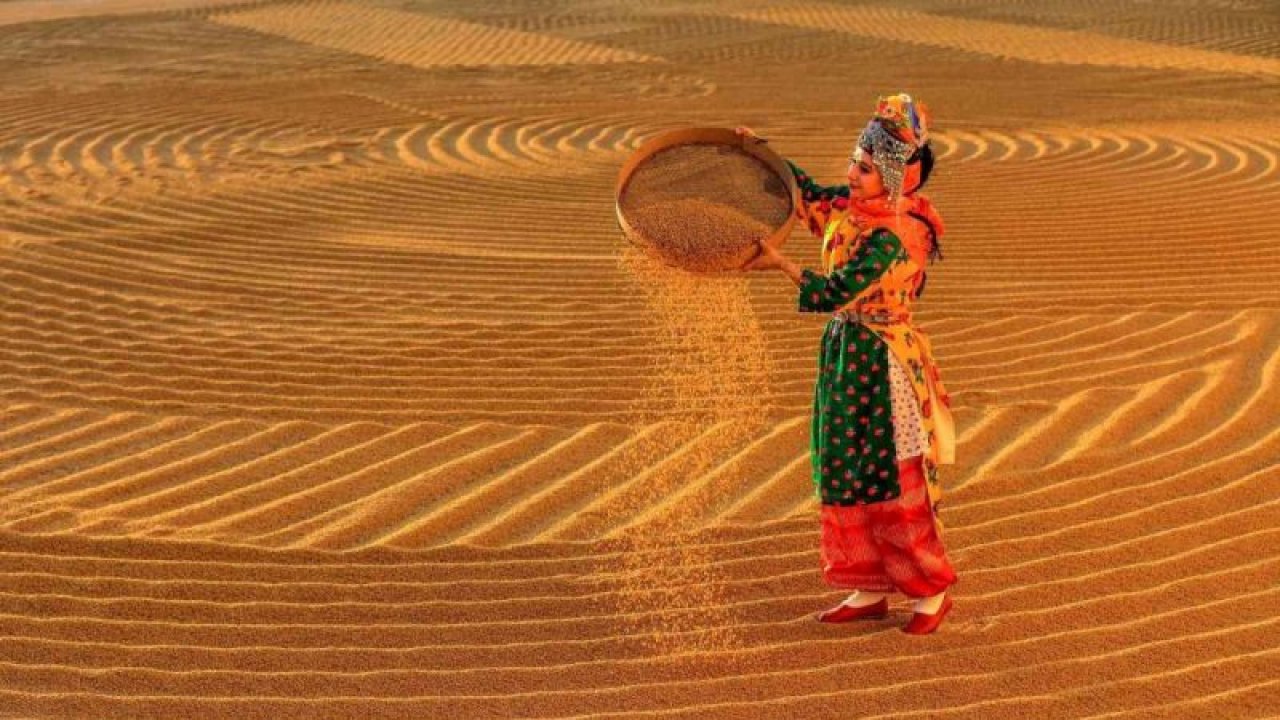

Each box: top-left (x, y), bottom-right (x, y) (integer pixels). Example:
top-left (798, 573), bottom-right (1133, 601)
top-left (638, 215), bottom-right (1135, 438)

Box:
top-left (786, 159), bottom-right (850, 241)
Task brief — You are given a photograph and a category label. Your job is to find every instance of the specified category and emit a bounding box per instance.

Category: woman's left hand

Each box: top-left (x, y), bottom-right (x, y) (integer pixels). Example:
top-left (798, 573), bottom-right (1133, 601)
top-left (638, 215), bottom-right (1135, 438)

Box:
top-left (742, 240), bottom-right (785, 271)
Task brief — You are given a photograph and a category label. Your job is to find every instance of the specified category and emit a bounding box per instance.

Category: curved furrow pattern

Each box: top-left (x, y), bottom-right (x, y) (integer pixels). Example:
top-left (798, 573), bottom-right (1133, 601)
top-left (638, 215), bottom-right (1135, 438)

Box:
top-left (2, 119), bottom-right (1280, 420)
top-left (925, 1), bottom-right (1280, 60)
top-left (0, 116), bottom-right (370, 194)
top-left (1, 323), bottom-right (1275, 545)
top-left (0, 564), bottom-right (1274, 715)
top-left (0, 0), bottom-right (269, 28)
top-left (210, 1), bottom-right (663, 69)
top-left (722, 4), bottom-right (1280, 77)
top-left (1, 305), bottom-right (1272, 425)
top-left (366, 113), bottom-right (659, 176)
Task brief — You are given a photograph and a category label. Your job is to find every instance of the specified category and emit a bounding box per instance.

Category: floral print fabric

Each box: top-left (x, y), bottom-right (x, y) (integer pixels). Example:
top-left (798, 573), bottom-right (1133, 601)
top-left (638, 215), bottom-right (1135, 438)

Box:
top-left (789, 159), bottom-right (956, 535)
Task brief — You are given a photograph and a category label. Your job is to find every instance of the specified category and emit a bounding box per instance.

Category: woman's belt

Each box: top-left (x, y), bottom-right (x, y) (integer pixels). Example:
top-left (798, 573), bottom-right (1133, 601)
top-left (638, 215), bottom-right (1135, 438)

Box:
top-left (833, 307), bottom-right (910, 325)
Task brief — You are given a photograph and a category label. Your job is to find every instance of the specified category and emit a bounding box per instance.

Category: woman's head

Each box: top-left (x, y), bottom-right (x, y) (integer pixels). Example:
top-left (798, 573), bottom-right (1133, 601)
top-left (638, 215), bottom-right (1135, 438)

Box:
top-left (847, 141), bottom-right (933, 200)
top-left (848, 93), bottom-right (934, 203)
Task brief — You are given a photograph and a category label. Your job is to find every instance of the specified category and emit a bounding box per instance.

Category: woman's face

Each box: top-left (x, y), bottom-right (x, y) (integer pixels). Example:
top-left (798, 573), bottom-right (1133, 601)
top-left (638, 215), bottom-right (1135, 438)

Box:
top-left (847, 146), bottom-right (884, 200)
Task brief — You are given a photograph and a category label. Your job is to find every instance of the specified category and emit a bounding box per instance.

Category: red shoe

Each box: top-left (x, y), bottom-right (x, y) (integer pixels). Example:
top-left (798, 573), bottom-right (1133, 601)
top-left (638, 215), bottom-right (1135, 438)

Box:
top-left (816, 596), bottom-right (889, 623)
top-left (901, 594), bottom-right (953, 635)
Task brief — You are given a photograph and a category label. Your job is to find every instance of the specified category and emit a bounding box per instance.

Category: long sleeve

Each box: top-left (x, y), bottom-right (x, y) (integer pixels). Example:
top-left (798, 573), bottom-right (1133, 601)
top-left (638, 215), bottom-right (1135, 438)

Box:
top-left (786, 158), bottom-right (850, 239)
top-left (798, 230), bottom-right (903, 313)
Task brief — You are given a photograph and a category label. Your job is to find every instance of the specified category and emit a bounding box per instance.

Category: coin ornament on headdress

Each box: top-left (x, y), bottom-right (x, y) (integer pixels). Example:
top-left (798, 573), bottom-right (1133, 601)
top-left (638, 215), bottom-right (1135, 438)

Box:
top-left (856, 93), bottom-right (932, 206)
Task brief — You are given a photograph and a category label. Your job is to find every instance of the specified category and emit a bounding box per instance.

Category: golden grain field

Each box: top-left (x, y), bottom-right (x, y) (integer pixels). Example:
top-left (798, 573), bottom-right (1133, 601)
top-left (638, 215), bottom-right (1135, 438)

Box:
top-left (1, 0), bottom-right (1278, 717)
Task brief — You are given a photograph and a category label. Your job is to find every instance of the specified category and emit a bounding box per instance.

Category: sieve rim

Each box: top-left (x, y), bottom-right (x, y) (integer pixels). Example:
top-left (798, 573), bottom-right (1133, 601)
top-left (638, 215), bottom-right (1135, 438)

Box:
top-left (614, 127), bottom-right (800, 270)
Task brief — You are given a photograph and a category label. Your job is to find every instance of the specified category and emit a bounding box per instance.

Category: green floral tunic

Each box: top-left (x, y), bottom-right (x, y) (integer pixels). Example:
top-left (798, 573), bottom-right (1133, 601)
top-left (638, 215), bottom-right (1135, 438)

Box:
top-left (800, 230), bottom-right (912, 505)
top-left (787, 157), bottom-right (956, 519)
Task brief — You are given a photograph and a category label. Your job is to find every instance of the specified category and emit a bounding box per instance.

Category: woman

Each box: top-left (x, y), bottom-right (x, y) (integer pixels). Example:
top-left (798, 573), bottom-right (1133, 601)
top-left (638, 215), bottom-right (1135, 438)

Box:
top-left (739, 93), bottom-right (959, 635)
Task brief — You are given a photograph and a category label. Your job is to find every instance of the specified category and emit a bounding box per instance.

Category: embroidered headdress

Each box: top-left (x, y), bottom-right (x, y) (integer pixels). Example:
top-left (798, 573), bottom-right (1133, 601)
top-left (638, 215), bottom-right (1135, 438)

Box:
top-left (853, 93), bottom-right (932, 207)
top-left (846, 93), bottom-right (945, 267)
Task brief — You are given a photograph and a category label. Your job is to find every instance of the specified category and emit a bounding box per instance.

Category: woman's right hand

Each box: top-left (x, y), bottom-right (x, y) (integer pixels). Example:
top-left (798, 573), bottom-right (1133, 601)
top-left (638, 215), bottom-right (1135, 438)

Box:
top-left (741, 239), bottom-right (784, 271)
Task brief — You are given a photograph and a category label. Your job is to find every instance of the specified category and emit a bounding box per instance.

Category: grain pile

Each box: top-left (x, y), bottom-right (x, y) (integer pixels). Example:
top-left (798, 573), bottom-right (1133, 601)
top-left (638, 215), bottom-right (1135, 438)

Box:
top-left (619, 142), bottom-right (792, 272)
top-left (626, 199), bottom-right (773, 272)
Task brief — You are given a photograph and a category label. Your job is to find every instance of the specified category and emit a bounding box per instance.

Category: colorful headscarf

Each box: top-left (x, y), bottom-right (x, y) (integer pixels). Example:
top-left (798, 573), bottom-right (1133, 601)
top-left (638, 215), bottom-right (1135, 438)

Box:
top-left (854, 93), bottom-right (933, 207)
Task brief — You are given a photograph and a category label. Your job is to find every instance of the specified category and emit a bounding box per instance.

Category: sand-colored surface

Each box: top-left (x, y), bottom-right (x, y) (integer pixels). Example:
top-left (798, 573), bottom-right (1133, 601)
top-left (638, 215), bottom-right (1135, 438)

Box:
top-left (212, 1), bottom-right (662, 68)
top-left (1, 0), bottom-right (1279, 717)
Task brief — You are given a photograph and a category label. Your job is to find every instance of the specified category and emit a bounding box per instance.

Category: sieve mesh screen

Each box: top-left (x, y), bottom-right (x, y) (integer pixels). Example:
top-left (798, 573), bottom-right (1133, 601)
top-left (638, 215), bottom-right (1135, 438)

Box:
top-left (619, 142), bottom-right (792, 272)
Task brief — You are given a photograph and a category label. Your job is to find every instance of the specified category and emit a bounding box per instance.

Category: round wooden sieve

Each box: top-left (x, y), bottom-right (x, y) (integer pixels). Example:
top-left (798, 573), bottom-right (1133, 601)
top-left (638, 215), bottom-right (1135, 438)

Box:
top-left (615, 127), bottom-right (799, 272)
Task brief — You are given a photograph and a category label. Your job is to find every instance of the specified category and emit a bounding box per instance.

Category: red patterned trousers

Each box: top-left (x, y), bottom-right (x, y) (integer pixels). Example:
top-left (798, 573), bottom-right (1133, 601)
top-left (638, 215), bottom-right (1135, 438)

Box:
top-left (818, 454), bottom-right (958, 597)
